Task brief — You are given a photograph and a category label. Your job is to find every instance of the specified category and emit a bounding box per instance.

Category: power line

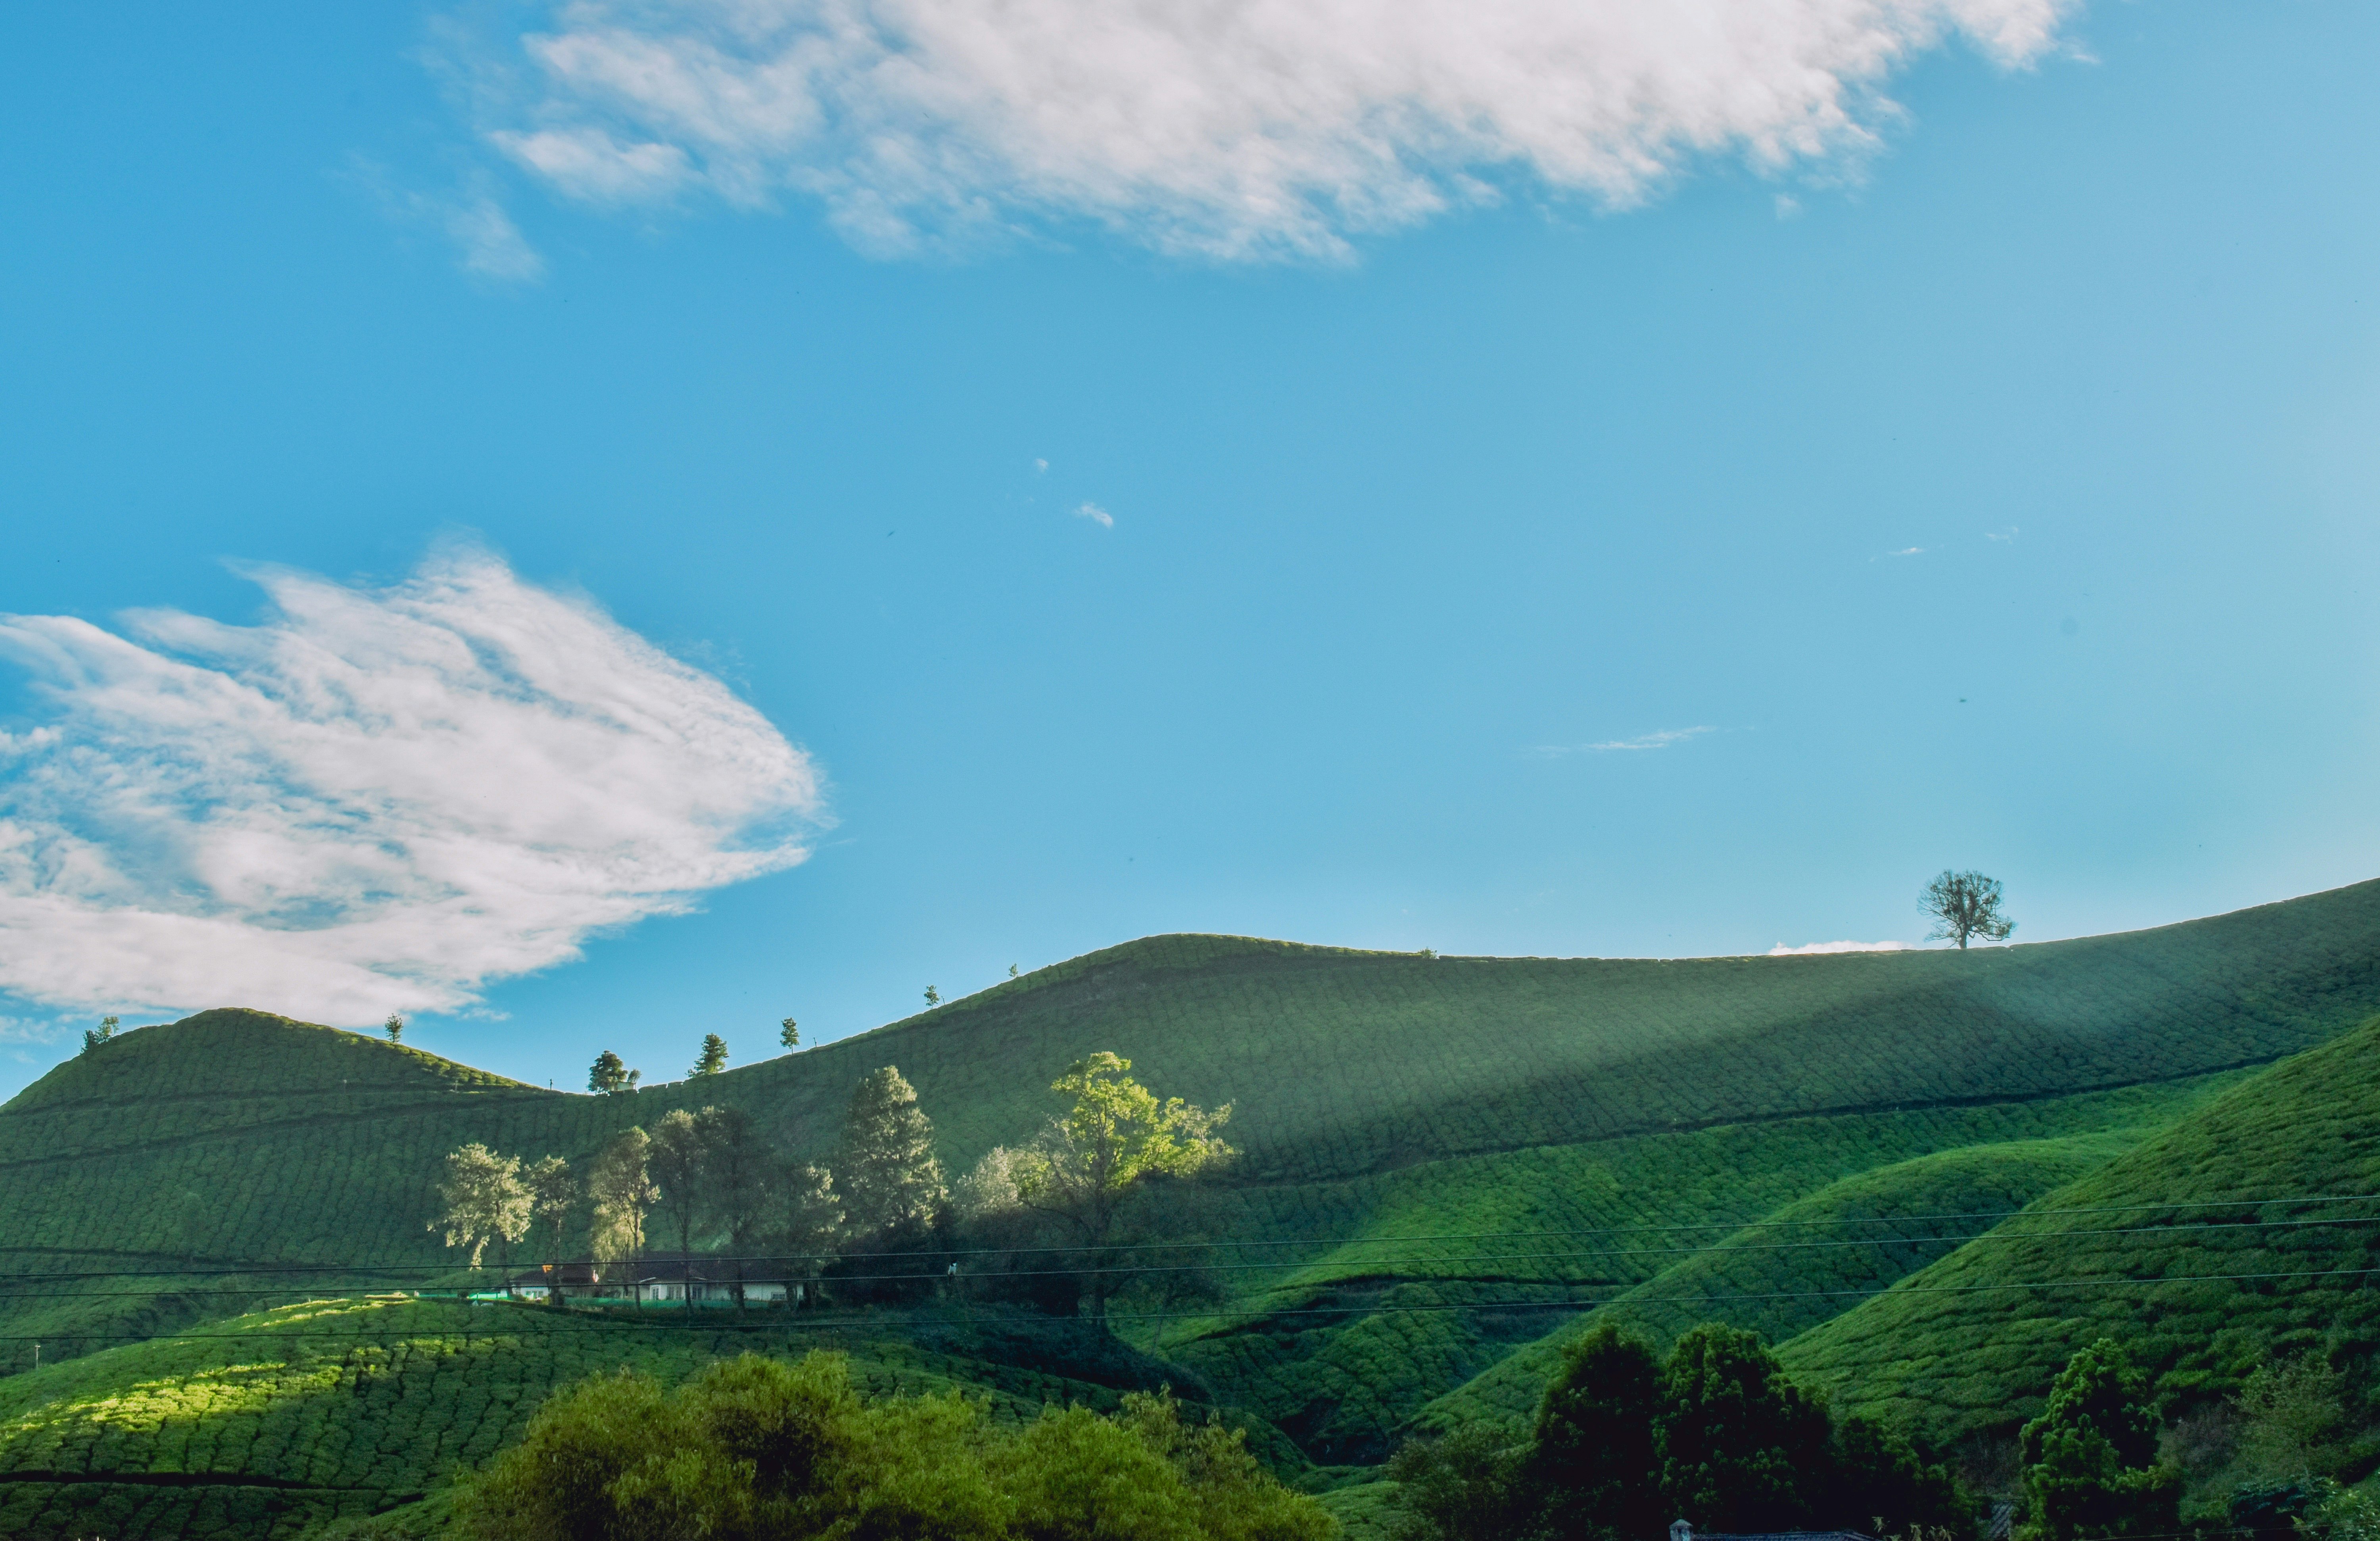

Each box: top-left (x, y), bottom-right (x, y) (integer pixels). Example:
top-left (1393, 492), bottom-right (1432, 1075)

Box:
top-left (4, 1209), bottom-right (2376, 1300)
top-left (4, 1198), bottom-right (2374, 1284)
top-left (6, 1260), bottom-right (2378, 1345)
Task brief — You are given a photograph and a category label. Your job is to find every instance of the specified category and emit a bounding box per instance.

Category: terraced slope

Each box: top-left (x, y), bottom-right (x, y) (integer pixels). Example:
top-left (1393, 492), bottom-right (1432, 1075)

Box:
top-left (1145, 1076), bottom-right (2243, 1459)
top-left (1775, 1012), bottom-right (2380, 1443)
top-left (0, 1296), bottom-right (1203, 1541)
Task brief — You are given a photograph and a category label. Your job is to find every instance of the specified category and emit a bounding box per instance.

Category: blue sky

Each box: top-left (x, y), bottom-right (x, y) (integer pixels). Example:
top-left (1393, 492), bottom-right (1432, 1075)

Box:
top-left (4, 0), bottom-right (2379, 1098)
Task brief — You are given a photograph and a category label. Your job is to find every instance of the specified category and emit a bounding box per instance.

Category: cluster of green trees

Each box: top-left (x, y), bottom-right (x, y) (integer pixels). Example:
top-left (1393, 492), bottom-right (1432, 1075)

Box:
top-left (431, 1053), bottom-right (1233, 1319)
top-left (585, 1022), bottom-right (758, 1095)
top-left (1398, 1326), bottom-right (2374, 1541)
top-left (1390, 1323), bottom-right (1964, 1541)
top-left (458, 1351), bottom-right (1329, 1541)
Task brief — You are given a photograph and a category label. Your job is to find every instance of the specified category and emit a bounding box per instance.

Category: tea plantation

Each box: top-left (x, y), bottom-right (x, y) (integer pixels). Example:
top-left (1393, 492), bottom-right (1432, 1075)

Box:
top-left (0, 1296), bottom-right (1206, 1541)
top-left (6, 879), bottom-right (2380, 1537)
top-left (1776, 1010), bottom-right (2380, 1442)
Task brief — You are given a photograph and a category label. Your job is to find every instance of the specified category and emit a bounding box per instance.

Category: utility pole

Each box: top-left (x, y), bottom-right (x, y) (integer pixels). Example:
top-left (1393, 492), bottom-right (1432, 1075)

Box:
top-left (31, 1342), bottom-right (39, 1373)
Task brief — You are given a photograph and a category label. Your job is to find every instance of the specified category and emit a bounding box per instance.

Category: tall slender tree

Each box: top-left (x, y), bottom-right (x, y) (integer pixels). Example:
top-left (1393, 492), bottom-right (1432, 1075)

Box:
top-left (699, 1106), bottom-right (768, 1305)
top-left (384, 1014), bottom-right (405, 1045)
top-left (525, 1155), bottom-right (578, 1271)
top-left (779, 1017), bottom-right (799, 1051)
top-left (587, 1128), bottom-right (656, 1264)
top-left (778, 1162), bottom-right (844, 1300)
top-left (690, 1034), bottom-right (729, 1076)
top-left (649, 1108), bottom-right (715, 1274)
top-left (835, 1067), bottom-right (945, 1242)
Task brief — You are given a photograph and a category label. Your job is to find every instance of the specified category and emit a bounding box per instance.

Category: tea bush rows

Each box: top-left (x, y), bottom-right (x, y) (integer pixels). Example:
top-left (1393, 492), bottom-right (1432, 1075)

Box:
top-left (0, 1297), bottom-right (1193, 1541)
top-left (1777, 1014), bottom-right (2380, 1443)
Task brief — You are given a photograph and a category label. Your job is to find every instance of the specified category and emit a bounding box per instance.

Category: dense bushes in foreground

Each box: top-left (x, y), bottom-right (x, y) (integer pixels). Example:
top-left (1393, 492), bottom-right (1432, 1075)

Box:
top-left (1390, 1324), bottom-right (1963, 1541)
top-left (457, 1350), bottom-right (1332, 1541)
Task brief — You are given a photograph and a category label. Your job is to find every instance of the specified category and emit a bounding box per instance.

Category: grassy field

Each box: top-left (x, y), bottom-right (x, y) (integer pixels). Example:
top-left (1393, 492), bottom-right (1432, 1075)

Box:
top-left (6, 880), bottom-right (2380, 1536)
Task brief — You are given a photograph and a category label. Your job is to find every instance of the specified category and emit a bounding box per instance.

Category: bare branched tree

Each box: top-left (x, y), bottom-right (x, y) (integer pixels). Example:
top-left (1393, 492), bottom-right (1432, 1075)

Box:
top-left (1921, 870), bottom-right (2015, 949)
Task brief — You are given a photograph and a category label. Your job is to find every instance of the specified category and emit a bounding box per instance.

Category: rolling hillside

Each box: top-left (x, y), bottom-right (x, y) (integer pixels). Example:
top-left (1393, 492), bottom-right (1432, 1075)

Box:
top-left (1775, 1009), bottom-right (2380, 1443)
top-left (5, 878), bottom-right (2380, 1538)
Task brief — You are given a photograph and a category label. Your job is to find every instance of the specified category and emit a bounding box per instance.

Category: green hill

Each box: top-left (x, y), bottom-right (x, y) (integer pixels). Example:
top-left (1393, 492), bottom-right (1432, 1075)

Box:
top-left (1775, 1010), bottom-right (2380, 1443)
top-left (6, 879), bottom-right (2380, 1537)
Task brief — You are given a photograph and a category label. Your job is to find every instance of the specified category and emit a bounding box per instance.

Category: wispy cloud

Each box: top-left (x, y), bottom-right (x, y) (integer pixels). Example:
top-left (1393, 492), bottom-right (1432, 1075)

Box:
top-left (1876, 546), bottom-right (1925, 559)
top-left (0, 548), bottom-right (822, 1026)
top-left (1074, 502), bottom-right (1114, 528)
top-left (0, 1013), bottom-right (75, 1045)
top-left (454, 0), bottom-right (2078, 261)
top-left (1537, 726), bottom-right (1714, 756)
top-left (1767, 939), bottom-right (1916, 955)
top-left (354, 160), bottom-right (546, 282)
top-left (1985, 525), bottom-right (2019, 542)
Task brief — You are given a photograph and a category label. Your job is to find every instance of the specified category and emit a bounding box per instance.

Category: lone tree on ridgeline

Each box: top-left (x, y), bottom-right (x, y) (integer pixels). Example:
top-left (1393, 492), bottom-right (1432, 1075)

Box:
top-left (1921, 869), bottom-right (2016, 949)
top-left (836, 1066), bottom-right (946, 1243)
top-left (589, 1050), bottom-right (631, 1095)
top-left (431, 1143), bottom-right (533, 1268)
top-left (691, 1034), bottom-right (729, 1077)
top-left (81, 1016), bottom-right (119, 1057)
top-left (1013, 1051), bottom-right (1234, 1320)
top-left (779, 1016), bottom-right (799, 1051)
top-left (384, 1014), bottom-right (404, 1045)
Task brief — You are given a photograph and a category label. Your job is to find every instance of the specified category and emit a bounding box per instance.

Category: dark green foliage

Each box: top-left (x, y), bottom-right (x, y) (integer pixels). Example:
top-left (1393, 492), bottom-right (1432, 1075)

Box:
top-left (835, 1065), bottom-right (945, 1244)
top-left (2226, 1479), bottom-right (2325, 1541)
top-left (1657, 1323), bottom-right (1833, 1531)
top-left (1826, 1414), bottom-right (1965, 1535)
top-left (2017, 1340), bottom-right (2180, 1541)
top-left (589, 1048), bottom-right (628, 1094)
top-left (1520, 1325), bottom-right (1664, 1541)
top-left (1493, 1324), bottom-right (1962, 1541)
top-left (457, 1350), bottom-right (1330, 1541)
top-left (1388, 1423), bottom-right (1524, 1541)
top-left (692, 1033), bottom-right (729, 1076)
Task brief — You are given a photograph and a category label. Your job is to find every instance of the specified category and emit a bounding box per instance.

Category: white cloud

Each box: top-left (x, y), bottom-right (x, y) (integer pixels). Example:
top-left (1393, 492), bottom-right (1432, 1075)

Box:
top-left (466, 0), bottom-right (2077, 261)
top-left (1538, 726), bottom-right (1714, 756)
top-left (1767, 939), bottom-right (1917, 955)
top-left (441, 193), bottom-right (548, 281)
top-left (1073, 502), bottom-right (1113, 528)
top-left (0, 549), bottom-right (823, 1026)
top-left (0, 1014), bottom-right (75, 1045)
top-left (353, 160), bottom-right (548, 282)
